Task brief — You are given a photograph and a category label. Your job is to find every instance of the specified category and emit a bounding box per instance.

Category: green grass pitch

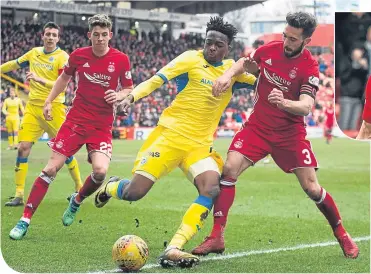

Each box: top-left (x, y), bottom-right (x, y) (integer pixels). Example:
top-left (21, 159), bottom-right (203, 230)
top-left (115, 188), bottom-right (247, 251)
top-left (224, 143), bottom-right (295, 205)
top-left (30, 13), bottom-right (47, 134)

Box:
top-left (1, 138), bottom-right (370, 273)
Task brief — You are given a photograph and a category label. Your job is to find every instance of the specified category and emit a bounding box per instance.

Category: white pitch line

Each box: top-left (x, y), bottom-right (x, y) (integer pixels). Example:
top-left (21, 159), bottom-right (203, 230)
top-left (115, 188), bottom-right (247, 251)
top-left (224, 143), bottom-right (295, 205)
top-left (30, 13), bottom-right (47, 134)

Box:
top-left (96, 236), bottom-right (370, 273)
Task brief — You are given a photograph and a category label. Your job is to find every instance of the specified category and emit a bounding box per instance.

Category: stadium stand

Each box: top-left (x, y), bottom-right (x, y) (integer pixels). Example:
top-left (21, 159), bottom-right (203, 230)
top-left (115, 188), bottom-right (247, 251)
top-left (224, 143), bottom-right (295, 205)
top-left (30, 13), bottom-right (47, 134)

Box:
top-left (1, 17), bottom-right (334, 139)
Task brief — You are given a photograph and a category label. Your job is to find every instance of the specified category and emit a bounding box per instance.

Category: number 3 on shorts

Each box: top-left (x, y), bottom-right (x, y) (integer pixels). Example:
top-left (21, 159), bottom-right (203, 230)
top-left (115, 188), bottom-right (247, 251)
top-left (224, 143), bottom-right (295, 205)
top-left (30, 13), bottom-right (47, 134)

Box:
top-left (100, 142), bottom-right (112, 158)
top-left (302, 149), bottom-right (312, 164)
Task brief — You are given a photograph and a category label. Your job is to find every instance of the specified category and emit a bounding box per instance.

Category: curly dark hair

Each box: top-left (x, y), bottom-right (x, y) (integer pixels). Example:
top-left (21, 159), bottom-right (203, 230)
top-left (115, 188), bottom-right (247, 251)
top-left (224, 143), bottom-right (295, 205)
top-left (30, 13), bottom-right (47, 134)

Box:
top-left (206, 16), bottom-right (238, 44)
top-left (88, 14), bottom-right (112, 31)
top-left (286, 12), bottom-right (317, 38)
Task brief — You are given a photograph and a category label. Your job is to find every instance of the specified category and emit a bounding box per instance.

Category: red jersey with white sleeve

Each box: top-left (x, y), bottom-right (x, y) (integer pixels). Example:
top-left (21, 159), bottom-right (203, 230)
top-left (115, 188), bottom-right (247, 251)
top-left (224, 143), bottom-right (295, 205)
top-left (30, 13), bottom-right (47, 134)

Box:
top-left (248, 41), bottom-right (319, 132)
top-left (362, 76), bottom-right (371, 123)
top-left (64, 46), bottom-right (133, 129)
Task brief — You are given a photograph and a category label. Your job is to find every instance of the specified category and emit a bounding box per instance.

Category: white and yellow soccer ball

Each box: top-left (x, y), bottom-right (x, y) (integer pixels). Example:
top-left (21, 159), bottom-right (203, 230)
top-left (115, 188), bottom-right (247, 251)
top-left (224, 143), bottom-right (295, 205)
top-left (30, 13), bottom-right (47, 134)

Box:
top-left (112, 235), bottom-right (149, 272)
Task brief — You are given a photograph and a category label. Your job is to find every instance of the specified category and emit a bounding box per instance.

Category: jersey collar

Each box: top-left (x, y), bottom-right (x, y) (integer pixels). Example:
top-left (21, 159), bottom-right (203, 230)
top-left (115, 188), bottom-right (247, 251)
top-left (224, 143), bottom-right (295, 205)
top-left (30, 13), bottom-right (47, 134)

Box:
top-left (202, 51), bottom-right (224, 67)
top-left (43, 46), bottom-right (59, 54)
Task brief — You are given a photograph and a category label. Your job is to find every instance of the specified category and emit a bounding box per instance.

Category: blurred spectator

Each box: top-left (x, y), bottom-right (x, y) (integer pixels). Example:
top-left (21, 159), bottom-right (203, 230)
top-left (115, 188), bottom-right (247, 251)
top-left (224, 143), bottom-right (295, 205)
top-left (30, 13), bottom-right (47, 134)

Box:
top-left (365, 25), bottom-right (371, 76)
top-left (1, 18), bottom-right (333, 130)
top-left (336, 12), bottom-right (371, 132)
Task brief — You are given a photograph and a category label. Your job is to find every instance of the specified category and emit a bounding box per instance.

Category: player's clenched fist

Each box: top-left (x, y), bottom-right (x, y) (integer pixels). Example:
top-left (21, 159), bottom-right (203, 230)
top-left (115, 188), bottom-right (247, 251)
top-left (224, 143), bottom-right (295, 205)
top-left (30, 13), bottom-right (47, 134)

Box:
top-left (268, 88), bottom-right (286, 109)
top-left (104, 89), bottom-right (120, 104)
top-left (212, 74), bottom-right (232, 97)
top-left (43, 101), bottom-right (53, 121)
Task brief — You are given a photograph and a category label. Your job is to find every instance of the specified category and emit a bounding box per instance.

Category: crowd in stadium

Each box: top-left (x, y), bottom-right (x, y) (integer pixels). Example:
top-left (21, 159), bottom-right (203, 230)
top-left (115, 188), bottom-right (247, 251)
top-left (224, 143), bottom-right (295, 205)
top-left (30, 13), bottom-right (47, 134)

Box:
top-left (1, 18), bottom-right (333, 130)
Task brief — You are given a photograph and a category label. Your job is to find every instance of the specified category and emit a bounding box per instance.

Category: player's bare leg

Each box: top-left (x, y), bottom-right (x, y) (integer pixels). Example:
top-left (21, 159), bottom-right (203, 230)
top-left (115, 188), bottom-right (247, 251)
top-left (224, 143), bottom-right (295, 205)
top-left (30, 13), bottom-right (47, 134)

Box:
top-left (62, 151), bottom-right (110, 226)
top-left (294, 167), bottom-right (359, 258)
top-left (9, 151), bottom-right (66, 240)
top-left (192, 152), bottom-right (253, 256)
top-left (6, 141), bottom-right (33, 207)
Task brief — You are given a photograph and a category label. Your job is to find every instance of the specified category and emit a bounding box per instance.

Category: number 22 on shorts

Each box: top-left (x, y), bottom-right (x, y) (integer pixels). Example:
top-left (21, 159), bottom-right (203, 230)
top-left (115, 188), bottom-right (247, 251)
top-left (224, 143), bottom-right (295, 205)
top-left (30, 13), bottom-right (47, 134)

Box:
top-left (100, 142), bottom-right (112, 158)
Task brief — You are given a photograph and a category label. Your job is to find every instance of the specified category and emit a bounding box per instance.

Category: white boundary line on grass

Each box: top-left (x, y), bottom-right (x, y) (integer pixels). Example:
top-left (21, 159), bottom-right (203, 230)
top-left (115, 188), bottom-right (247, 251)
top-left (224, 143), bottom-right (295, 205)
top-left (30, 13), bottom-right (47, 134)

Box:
top-left (96, 236), bottom-right (370, 273)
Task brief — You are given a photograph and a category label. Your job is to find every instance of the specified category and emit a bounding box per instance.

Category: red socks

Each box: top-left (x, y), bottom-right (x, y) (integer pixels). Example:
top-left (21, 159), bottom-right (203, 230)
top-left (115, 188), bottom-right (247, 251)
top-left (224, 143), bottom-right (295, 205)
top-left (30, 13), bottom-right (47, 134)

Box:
top-left (210, 177), bottom-right (236, 238)
top-left (75, 174), bottom-right (102, 204)
top-left (23, 172), bottom-right (51, 220)
top-left (316, 187), bottom-right (344, 233)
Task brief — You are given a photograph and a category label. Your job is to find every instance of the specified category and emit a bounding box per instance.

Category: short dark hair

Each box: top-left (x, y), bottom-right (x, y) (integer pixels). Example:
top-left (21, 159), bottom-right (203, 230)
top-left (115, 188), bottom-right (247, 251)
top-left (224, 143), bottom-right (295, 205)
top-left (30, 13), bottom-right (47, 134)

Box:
top-left (43, 22), bottom-right (60, 33)
top-left (206, 16), bottom-right (238, 44)
top-left (286, 12), bottom-right (317, 38)
top-left (88, 14), bottom-right (112, 31)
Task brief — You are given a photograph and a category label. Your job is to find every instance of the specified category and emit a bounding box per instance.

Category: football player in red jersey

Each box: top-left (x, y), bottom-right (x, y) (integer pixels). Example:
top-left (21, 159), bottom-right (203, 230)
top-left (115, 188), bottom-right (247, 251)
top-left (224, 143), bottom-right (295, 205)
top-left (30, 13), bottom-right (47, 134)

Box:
top-left (324, 101), bottom-right (335, 144)
top-left (9, 14), bottom-right (134, 240)
top-left (193, 12), bottom-right (359, 259)
top-left (357, 75), bottom-right (371, 139)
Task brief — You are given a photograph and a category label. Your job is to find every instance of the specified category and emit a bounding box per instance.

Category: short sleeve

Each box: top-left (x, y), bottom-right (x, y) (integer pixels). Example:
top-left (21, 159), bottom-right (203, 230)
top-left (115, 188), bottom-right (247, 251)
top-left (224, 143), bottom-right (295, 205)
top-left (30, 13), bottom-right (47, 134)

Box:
top-left (299, 62), bottom-right (320, 99)
top-left (16, 49), bottom-right (33, 68)
top-left (119, 54), bottom-right (133, 88)
top-left (156, 50), bottom-right (198, 82)
top-left (250, 45), bottom-right (265, 64)
top-left (232, 72), bottom-right (256, 93)
top-left (58, 52), bottom-right (69, 75)
top-left (63, 50), bottom-right (78, 76)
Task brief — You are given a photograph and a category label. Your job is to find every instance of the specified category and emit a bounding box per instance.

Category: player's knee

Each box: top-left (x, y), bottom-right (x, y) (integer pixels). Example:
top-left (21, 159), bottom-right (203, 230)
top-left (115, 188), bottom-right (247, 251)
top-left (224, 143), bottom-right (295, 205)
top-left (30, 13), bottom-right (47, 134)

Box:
top-left (302, 178), bottom-right (321, 200)
top-left (43, 166), bottom-right (58, 178)
top-left (92, 168), bottom-right (107, 183)
top-left (222, 161), bottom-right (239, 179)
top-left (17, 142), bottom-right (32, 157)
top-left (206, 183), bottom-right (220, 200)
top-left (195, 172), bottom-right (220, 199)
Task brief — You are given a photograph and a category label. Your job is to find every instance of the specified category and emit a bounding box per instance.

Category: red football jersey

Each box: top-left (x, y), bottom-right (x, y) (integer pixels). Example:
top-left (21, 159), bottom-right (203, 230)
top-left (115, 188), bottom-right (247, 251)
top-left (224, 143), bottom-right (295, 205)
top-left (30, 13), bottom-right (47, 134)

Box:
top-left (64, 47), bottom-right (133, 128)
top-left (248, 41), bottom-right (319, 131)
top-left (362, 76), bottom-right (371, 123)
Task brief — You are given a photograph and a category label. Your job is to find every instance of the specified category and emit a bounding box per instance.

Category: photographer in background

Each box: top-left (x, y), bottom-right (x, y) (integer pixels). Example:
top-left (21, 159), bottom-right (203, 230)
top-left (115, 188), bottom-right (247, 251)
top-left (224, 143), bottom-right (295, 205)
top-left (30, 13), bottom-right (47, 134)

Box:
top-left (338, 43), bottom-right (369, 130)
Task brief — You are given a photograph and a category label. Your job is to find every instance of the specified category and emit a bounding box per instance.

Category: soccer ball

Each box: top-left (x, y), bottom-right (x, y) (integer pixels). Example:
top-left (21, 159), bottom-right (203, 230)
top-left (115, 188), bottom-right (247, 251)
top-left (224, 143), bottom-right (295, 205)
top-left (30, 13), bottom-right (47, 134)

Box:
top-left (112, 235), bottom-right (149, 272)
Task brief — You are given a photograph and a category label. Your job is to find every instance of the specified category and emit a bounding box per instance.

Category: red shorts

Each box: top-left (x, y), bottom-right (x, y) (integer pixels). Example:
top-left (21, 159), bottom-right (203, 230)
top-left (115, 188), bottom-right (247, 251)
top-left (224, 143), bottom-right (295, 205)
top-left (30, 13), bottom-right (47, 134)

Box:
top-left (48, 120), bottom-right (112, 162)
top-left (229, 124), bottom-right (318, 173)
top-left (324, 125), bottom-right (333, 137)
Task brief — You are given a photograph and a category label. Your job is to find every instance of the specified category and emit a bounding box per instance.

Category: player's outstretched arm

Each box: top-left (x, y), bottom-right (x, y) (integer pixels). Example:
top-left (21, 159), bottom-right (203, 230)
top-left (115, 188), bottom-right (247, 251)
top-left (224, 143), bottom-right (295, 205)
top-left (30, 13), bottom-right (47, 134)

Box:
top-left (268, 88), bottom-right (314, 116)
top-left (43, 72), bottom-right (71, 120)
top-left (356, 121), bottom-right (371, 140)
top-left (0, 60), bottom-right (21, 73)
top-left (212, 58), bottom-right (246, 97)
top-left (130, 75), bottom-right (164, 103)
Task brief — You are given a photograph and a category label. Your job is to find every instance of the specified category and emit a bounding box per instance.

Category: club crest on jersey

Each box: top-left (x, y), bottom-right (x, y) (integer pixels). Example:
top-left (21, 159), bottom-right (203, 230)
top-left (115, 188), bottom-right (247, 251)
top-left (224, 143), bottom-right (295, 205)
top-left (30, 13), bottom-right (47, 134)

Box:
top-left (108, 62), bottom-right (115, 73)
top-left (56, 140), bottom-right (64, 149)
top-left (49, 57), bottom-right (54, 62)
top-left (289, 68), bottom-right (297, 79)
top-left (234, 139), bottom-right (243, 149)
